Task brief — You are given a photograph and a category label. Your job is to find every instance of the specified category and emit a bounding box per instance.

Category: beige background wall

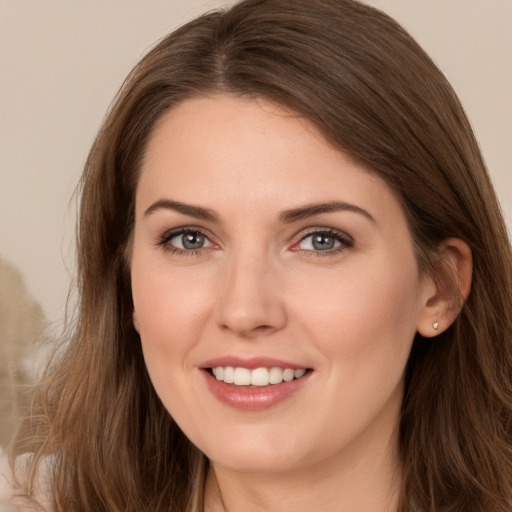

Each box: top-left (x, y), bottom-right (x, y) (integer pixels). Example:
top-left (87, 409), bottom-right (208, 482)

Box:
top-left (1, 0), bottom-right (511, 327)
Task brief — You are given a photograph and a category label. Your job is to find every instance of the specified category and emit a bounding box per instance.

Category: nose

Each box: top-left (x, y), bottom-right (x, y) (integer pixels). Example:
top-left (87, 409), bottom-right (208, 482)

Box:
top-left (215, 250), bottom-right (287, 338)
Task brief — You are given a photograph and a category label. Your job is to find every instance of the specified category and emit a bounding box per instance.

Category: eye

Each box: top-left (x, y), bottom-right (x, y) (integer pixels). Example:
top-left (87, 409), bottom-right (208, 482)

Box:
top-left (171, 231), bottom-right (211, 250)
top-left (300, 232), bottom-right (340, 251)
top-left (159, 228), bottom-right (215, 253)
top-left (294, 229), bottom-right (353, 254)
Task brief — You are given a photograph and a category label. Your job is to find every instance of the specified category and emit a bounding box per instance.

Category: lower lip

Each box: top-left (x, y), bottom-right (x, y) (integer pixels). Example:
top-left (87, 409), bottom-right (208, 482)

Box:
top-left (202, 370), bottom-right (312, 411)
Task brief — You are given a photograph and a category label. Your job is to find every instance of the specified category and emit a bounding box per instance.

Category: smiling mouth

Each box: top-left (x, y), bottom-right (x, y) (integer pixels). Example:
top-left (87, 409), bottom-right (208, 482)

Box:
top-left (208, 366), bottom-right (311, 386)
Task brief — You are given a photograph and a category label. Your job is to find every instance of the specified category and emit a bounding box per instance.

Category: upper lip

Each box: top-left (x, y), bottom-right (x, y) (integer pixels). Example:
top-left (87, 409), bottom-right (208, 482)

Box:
top-left (200, 356), bottom-right (309, 370)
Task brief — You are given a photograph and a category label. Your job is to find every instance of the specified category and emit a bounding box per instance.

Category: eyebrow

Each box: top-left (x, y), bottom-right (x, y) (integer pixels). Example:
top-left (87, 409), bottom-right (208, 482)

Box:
top-left (144, 198), bottom-right (375, 225)
top-left (278, 201), bottom-right (376, 224)
top-left (144, 199), bottom-right (220, 222)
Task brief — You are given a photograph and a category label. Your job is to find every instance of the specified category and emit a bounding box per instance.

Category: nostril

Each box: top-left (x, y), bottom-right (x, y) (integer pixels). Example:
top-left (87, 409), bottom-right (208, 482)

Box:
top-left (220, 322), bottom-right (277, 338)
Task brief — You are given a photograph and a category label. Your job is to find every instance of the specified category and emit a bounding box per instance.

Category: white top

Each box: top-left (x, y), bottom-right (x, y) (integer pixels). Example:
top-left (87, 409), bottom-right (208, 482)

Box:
top-left (0, 448), bottom-right (53, 512)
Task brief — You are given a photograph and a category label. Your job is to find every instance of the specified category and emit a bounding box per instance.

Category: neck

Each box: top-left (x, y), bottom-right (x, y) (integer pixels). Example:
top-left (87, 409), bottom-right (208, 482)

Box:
top-left (204, 426), bottom-right (402, 512)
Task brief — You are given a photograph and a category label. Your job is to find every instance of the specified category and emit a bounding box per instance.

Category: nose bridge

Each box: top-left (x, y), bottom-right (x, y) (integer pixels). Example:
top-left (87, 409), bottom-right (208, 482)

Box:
top-left (216, 244), bottom-right (286, 337)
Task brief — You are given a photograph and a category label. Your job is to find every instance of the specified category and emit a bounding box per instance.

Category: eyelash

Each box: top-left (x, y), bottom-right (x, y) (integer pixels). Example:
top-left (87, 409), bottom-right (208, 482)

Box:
top-left (294, 228), bottom-right (354, 257)
top-left (157, 228), bottom-right (216, 257)
top-left (157, 227), bottom-right (354, 257)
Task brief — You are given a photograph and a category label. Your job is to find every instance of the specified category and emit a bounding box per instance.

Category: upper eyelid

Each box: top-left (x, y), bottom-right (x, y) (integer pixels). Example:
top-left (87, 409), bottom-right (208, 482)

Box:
top-left (159, 226), bottom-right (215, 242)
top-left (296, 227), bottom-right (353, 243)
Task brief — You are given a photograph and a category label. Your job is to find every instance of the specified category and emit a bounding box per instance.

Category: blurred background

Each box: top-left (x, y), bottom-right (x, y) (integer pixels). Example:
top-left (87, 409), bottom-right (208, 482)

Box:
top-left (0, 0), bottom-right (511, 448)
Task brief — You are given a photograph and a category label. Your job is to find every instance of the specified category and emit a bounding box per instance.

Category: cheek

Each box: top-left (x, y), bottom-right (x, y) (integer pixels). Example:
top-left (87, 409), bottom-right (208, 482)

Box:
top-left (131, 255), bottom-right (214, 367)
top-left (292, 255), bottom-right (421, 373)
top-left (131, 255), bottom-right (216, 420)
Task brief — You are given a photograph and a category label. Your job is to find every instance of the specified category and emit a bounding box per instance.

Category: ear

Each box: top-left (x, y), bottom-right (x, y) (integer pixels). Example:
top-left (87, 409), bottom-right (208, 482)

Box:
top-left (417, 238), bottom-right (472, 338)
top-left (133, 309), bottom-right (140, 333)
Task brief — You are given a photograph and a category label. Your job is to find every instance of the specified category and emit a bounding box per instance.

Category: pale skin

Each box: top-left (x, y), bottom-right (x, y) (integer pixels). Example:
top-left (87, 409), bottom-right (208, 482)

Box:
top-left (131, 94), bottom-right (472, 511)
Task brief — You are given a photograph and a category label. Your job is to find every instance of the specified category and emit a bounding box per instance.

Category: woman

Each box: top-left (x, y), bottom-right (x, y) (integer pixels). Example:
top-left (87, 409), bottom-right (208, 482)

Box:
top-left (3, 0), bottom-right (512, 510)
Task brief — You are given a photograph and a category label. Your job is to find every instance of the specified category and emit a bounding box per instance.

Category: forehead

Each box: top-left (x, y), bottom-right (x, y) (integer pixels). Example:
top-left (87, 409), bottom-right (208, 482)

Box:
top-left (140, 94), bottom-right (343, 177)
top-left (136, 94), bottom-right (401, 225)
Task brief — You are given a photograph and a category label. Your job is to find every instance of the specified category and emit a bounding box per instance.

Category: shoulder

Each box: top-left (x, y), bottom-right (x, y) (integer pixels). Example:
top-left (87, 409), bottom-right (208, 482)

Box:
top-left (0, 448), bottom-right (54, 512)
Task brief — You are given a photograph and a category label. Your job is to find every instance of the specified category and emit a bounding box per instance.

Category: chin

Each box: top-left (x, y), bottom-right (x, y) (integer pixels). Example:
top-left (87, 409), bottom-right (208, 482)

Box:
top-left (209, 451), bottom-right (304, 475)
top-left (196, 428), bottom-right (314, 474)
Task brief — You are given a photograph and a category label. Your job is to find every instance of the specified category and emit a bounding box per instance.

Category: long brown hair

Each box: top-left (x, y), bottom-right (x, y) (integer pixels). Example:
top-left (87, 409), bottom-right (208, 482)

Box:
top-left (12, 0), bottom-right (512, 510)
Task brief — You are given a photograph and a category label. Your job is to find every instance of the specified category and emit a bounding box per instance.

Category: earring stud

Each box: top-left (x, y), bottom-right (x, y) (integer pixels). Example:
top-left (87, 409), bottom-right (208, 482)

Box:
top-left (433, 322), bottom-right (439, 330)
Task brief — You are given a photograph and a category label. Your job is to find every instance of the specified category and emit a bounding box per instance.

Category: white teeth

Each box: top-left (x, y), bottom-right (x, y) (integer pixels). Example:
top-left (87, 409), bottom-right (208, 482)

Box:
top-left (211, 366), bottom-right (308, 386)
top-left (233, 367), bottom-right (251, 386)
top-left (269, 367), bottom-right (283, 385)
top-left (282, 368), bottom-right (295, 382)
top-left (250, 367), bottom-right (269, 386)
top-left (223, 366), bottom-right (235, 384)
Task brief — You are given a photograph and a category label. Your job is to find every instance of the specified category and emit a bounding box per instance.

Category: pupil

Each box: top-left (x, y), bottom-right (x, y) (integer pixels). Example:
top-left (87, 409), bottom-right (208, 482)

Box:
top-left (312, 234), bottom-right (334, 250)
top-left (182, 232), bottom-right (204, 249)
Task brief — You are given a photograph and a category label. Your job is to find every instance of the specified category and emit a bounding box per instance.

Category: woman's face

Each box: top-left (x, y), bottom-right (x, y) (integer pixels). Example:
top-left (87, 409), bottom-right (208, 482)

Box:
top-left (131, 94), bottom-right (435, 474)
